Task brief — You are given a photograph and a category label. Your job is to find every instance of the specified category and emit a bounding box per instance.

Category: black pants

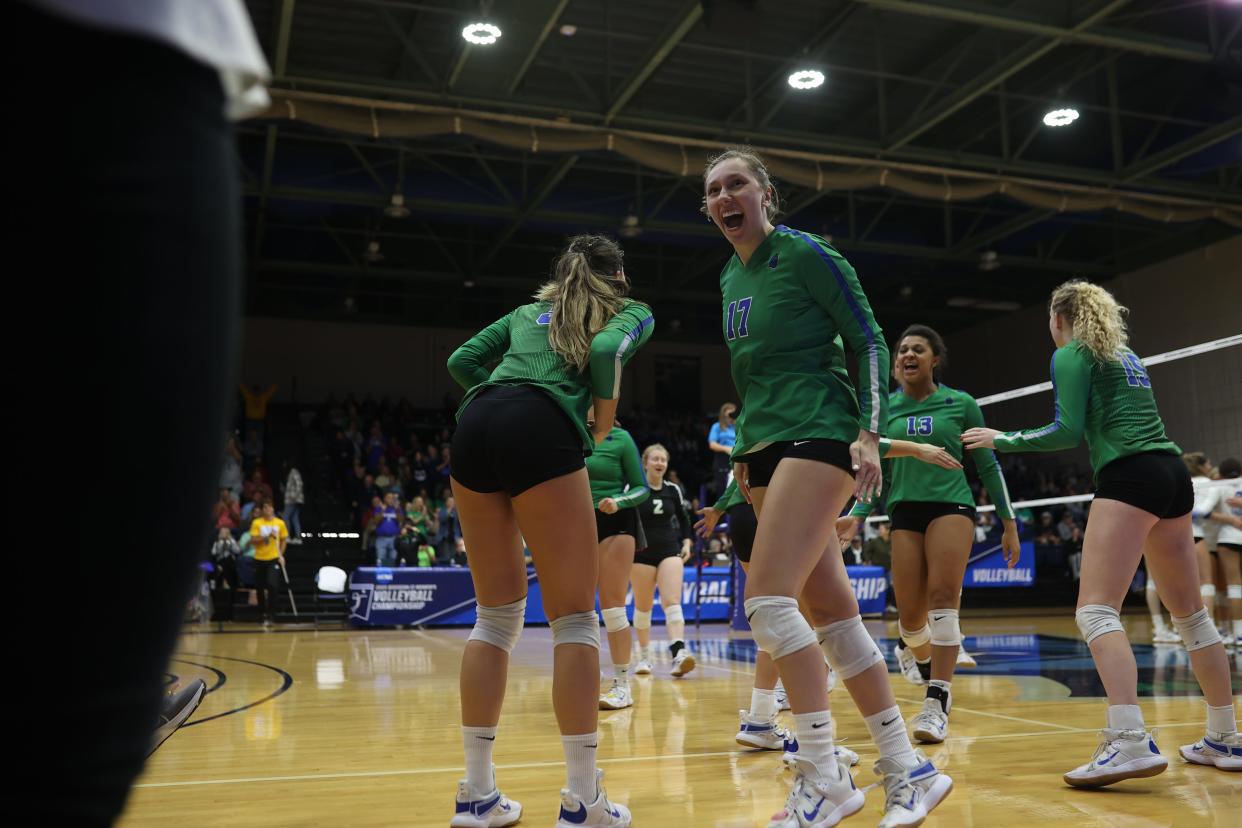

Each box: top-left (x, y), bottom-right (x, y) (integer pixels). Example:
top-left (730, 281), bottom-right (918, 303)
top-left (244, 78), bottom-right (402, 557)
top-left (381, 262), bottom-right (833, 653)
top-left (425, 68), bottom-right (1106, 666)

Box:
top-left (213, 557), bottom-right (241, 621)
top-left (12, 6), bottom-right (243, 824)
top-left (253, 560), bottom-right (279, 618)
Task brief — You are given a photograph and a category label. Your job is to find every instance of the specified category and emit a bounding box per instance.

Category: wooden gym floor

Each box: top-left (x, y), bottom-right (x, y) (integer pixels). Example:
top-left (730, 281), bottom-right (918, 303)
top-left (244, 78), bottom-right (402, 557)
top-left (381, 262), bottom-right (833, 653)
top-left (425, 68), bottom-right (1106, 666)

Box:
top-left (121, 615), bottom-right (1241, 827)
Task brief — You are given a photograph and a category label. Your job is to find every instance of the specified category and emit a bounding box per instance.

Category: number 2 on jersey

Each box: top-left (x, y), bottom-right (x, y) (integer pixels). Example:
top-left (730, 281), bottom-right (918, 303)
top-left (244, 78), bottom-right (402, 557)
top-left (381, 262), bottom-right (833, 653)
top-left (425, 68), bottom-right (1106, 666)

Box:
top-left (906, 416), bottom-right (933, 436)
top-left (652, 499), bottom-right (664, 515)
top-left (725, 297), bottom-right (753, 340)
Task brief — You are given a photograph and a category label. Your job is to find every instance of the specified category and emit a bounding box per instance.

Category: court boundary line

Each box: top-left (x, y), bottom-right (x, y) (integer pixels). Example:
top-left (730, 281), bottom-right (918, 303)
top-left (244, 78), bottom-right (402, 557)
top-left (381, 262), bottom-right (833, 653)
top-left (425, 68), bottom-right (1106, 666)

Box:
top-left (134, 720), bottom-right (1212, 789)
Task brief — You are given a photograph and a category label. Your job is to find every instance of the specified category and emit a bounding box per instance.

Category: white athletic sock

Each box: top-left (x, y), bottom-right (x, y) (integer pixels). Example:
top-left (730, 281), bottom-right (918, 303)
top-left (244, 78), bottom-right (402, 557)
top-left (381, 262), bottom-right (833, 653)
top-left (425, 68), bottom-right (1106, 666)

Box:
top-left (462, 726), bottom-right (497, 793)
top-left (1106, 704), bottom-right (1145, 731)
top-left (792, 711), bottom-right (836, 781)
top-left (865, 706), bottom-right (918, 768)
top-left (1233, 620), bottom-right (1242, 639)
top-left (562, 732), bottom-right (599, 801)
top-left (1150, 614), bottom-right (1166, 631)
top-left (1207, 704), bottom-right (1238, 736)
top-left (750, 687), bottom-right (778, 719)
top-left (614, 664), bottom-right (630, 683)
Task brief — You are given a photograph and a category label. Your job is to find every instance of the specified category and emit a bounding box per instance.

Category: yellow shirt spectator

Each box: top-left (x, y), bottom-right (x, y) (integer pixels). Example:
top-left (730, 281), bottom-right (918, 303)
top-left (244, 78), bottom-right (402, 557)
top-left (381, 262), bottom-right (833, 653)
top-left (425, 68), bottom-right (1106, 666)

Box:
top-left (240, 383), bottom-right (277, 420)
top-left (251, 516), bottom-right (289, 561)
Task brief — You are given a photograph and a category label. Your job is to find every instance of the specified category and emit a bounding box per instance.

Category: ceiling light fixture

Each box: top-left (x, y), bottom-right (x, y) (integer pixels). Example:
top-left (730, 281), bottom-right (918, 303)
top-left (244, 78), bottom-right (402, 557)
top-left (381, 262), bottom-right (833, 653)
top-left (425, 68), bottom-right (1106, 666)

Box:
top-left (559, 24), bottom-right (577, 36)
top-left (384, 193), bottom-right (409, 218)
top-left (364, 240), bottom-right (383, 263)
top-left (978, 250), bottom-right (1000, 271)
top-left (462, 22), bottom-right (502, 45)
top-left (787, 69), bottom-right (825, 90)
top-left (1042, 107), bottom-right (1079, 127)
top-left (618, 212), bottom-right (643, 239)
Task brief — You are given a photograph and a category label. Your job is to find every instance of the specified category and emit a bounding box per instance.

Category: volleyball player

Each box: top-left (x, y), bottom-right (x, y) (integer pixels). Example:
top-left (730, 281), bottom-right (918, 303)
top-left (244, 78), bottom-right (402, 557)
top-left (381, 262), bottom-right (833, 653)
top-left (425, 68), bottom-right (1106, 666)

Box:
top-left (1187, 453), bottom-right (1222, 641)
top-left (837, 325), bottom-right (1019, 744)
top-left (445, 234), bottom-right (652, 827)
top-left (631, 443), bottom-right (696, 678)
top-left (963, 280), bottom-right (1240, 785)
top-left (705, 147), bottom-right (951, 827)
top-left (588, 421), bottom-right (650, 711)
top-left (1199, 458), bottom-right (1242, 647)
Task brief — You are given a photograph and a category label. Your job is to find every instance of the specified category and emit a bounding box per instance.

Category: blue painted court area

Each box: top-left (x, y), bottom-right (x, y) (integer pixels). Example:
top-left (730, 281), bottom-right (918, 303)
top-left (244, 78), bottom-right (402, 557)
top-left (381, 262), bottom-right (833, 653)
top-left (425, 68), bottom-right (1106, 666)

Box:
top-left (719, 633), bottom-right (1242, 699)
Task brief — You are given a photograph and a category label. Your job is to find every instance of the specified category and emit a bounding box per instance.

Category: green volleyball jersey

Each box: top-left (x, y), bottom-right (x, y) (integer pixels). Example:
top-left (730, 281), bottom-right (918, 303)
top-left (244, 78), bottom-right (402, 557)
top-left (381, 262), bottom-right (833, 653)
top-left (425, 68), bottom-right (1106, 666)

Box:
top-left (850, 386), bottom-right (1014, 520)
top-left (448, 300), bottom-right (654, 453)
top-left (993, 341), bottom-right (1179, 475)
top-left (584, 426), bottom-right (648, 509)
top-left (720, 225), bottom-right (888, 458)
top-left (712, 478), bottom-right (743, 512)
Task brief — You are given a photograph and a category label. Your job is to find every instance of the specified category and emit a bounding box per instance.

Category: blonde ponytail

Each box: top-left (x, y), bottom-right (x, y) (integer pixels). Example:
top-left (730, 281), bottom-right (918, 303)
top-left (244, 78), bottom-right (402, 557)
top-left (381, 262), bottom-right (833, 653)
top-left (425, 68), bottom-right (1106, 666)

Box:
top-left (1049, 279), bottom-right (1129, 363)
top-left (534, 235), bottom-right (629, 371)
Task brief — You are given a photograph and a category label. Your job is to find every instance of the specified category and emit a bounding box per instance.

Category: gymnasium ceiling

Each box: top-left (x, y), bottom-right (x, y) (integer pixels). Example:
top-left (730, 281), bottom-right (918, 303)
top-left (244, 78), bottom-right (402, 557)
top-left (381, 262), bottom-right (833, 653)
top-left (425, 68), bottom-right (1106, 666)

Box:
top-left (239, 0), bottom-right (1242, 340)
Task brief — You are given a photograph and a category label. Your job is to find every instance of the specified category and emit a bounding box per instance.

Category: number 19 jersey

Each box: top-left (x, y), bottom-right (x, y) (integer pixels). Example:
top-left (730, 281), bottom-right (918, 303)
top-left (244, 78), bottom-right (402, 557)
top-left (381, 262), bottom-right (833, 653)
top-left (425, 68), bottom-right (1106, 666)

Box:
top-left (719, 225), bottom-right (888, 458)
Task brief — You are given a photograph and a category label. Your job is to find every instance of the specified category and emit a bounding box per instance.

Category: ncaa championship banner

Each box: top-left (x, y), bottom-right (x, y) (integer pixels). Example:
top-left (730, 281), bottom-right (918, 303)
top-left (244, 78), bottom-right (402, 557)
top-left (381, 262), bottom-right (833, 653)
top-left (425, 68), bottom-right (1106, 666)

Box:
top-left (964, 539), bottom-right (1035, 587)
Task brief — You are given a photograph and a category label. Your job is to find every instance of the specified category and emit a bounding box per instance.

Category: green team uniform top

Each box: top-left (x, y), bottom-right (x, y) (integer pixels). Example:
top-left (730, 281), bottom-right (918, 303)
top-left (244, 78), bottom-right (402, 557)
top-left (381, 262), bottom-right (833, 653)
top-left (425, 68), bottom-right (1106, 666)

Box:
top-left (584, 426), bottom-right (648, 509)
top-left (850, 386), bottom-right (1015, 521)
top-left (447, 299), bottom-right (654, 453)
top-left (712, 478), bottom-right (743, 512)
top-left (720, 225), bottom-right (888, 458)
top-left (993, 341), bottom-right (1179, 476)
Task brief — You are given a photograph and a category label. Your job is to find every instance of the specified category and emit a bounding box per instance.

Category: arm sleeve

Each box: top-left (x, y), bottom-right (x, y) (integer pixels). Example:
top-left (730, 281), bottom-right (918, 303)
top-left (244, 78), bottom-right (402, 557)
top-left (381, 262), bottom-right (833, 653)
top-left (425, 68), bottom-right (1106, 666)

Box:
top-left (612, 432), bottom-right (650, 509)
top-left (672, 483), bottom-right (693, 543)
top-left (447, 310), bottom-right (515, 390)
top-left (994, 346), bottom-right (1089, 454)
top-left (712, 479), bottom-right (743, 511)
top-left (793, 233), bottom-right (889, 434)
top-left (589, 303), bottom-right (654, 400)
top-left (964, 396), bottom-right (1016, 520)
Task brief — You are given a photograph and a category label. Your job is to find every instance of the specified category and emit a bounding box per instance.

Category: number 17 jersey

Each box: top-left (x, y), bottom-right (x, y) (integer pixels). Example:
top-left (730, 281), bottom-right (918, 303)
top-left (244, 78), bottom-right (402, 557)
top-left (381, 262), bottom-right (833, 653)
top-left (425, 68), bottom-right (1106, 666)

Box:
top-left (719, 225), bottom-right (888, 458)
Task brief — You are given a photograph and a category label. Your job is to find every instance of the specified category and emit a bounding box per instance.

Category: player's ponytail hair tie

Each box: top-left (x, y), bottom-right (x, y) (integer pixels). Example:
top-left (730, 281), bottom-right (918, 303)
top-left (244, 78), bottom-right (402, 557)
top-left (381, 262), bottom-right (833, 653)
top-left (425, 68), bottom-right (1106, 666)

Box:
top-left (1049, 279), bottom-right (1129, 364)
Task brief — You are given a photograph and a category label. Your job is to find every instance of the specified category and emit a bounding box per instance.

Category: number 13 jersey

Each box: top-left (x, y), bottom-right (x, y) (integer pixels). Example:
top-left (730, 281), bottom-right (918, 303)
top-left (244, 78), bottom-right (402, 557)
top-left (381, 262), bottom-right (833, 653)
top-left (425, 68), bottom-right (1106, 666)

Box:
top-left (719, 225), bottom-right (888, 459)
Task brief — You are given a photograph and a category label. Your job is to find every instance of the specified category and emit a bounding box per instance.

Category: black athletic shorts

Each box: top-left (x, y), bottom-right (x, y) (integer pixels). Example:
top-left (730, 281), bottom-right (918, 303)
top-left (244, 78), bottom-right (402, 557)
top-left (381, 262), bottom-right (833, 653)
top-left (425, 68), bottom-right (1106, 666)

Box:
top-left (1095, 450), bottom-right (1192, 519)
top-left (450, 385), bottom-right (585, 497)
top-left (634, 544), bottom-right (681, 568)
top-left (596, 507), bottom-right (647, 549)
top-left (727, 501), bottom-right (758, 563)
top-left (742, 439), bottom-right (854, 489)
top-left (1220, 543), bottom-right (1242, 553)
top-left (890, 501), bottom-right (977, 534)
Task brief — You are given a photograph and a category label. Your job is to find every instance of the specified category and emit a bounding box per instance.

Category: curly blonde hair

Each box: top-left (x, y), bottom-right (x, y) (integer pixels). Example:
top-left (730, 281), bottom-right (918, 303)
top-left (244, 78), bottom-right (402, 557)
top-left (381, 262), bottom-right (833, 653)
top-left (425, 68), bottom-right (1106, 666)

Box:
top-left (1049, 279), bottom-right (1129, 363)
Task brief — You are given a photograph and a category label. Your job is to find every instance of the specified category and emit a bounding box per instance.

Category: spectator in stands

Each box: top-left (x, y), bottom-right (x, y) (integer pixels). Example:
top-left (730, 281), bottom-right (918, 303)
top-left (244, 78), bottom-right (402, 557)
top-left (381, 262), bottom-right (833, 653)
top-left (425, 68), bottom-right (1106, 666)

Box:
top-left (406, 496), bottom-right (434, 537)
top-left (374, 458), bottom-right (394, 492)
top-left (1035, 511), bottom-right (1059, 545)
top-left (361, 494), bottom-right (382, 550)
top-left (214, 489), bottom-right (241, 535)
top-left (242, 469), bottom-right (273, 504)
top-left (435, 494), bottom-right (463, 565)
top-left (241, 426), bottom-right (264, 472)
top-left (434, 445), bottom-right (452, 497)
top-left (282, 460), bottom-right (304, 545)
top-left (411, 449), bottom-right (430, 492)
top-left (864, 520), bottom-right (892, 571)
top-left (249, 499), bottom-right (288, 626)
top-left (209, 527), bottom-right (240, 621)
top-left (844, 533), bottom-right (866, 566)
top-left (239, 383), bottom-right (277, 440)
top-left (396, 456), bottom-right (413, 497)
top-left (220, 434), bottom-right (244, 497)
top-left (332, 429), bottom-right (356, 478)
top-left (396, 520), bottom-right (423, 567)
top-left (1057, 510), bottom-right (1083, 549)
top-left (241, 488), bottom-right (265, 524)
top-left (707, 402), bottom-right (738, 498)
top-left (365, 422), bottom-right (386, 472)
top-left (374, 492), bottom-right (402, 567)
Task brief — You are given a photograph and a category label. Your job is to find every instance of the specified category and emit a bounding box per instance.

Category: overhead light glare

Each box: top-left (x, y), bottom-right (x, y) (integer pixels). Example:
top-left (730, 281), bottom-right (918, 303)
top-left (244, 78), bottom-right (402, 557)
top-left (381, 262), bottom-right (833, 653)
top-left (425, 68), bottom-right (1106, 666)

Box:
top-left (1043, 107), bottom-right (1079, 127)
top-left (384, 193), bottom-right (409, 218)
top-left (787, 69), bottom-right (825, 90)
top-left (559, 24), bottom-right (578, 36)
top-left (462, 22), bottom-right (502, 45)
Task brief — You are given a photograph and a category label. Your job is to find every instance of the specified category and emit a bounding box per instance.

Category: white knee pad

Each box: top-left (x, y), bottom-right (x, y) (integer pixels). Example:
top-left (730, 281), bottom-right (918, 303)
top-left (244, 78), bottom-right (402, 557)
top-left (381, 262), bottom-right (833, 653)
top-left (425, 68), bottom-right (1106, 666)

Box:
top-left (633, 609), bottom-right (652, 630)
top-left (815, 615), bottom-right (884, 680)
top-left (744, 596), bottom-right (816, 660)
top-left (468, 597), bottom-right (526, 653)
top-left (550, 610), bottom-right (601, 650)
top-left (928, 609), bottom-right (961, 647)
top-left (1075, 604), bottom-right (1124, 645)
top-left (600, 606), bottom-right (630, 634)
top-left (1172, 607), bottom-right (1222, 651)
top-left (899, 623), bottom-right (931, 648)
top-left (663, 604), bottom-right (685, 625)
top-left (1228, 585), bottom-right (1242, 601)
top-left (1201, 584), bottom-right (1217, 599)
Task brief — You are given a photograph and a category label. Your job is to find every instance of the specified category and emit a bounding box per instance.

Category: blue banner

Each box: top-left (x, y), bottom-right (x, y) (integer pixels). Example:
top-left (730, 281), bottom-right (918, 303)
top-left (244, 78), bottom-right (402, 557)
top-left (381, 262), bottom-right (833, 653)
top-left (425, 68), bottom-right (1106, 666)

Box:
top-left (964, 539), bottom-right (1035, 587)
top-left (349, 566), bottom-right (733, 628)
top-left (731, 565), bottom-right (888, 631)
